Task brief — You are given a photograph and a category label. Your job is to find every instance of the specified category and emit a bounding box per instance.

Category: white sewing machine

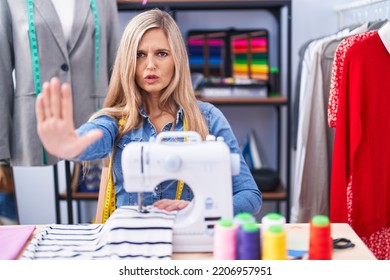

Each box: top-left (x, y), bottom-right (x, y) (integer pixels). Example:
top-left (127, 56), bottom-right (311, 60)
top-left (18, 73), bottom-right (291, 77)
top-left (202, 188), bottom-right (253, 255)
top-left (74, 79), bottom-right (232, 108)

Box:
top-left (121, 131), bottom-right (240, 252)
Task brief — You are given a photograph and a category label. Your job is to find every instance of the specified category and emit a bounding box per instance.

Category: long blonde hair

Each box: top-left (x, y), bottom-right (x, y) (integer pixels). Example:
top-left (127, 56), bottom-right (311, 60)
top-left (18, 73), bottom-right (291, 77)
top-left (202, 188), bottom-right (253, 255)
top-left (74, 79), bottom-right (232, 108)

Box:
top-left (90, 9), bottom-right (209, 141)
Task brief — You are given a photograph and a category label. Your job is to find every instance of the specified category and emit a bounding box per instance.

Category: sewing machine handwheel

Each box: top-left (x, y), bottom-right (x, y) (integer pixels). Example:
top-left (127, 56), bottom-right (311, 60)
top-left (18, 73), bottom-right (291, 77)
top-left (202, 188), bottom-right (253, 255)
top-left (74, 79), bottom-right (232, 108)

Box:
top-left (164, 153), bottom-right (182, 172)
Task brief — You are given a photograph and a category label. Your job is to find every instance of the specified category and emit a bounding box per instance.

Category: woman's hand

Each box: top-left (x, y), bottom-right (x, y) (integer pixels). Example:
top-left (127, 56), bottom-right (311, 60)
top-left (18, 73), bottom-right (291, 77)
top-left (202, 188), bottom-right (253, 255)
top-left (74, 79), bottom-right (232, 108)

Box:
top-left (153, 199), bottom-right (190, 211)
top-left (35, 77), bottom-right (103, 160)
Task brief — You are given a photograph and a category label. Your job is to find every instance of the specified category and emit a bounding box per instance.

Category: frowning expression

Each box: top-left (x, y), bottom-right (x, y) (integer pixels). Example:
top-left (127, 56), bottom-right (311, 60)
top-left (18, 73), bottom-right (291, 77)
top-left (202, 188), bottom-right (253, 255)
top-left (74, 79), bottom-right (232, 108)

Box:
top-left (135, 28), bottom-right (175, 95)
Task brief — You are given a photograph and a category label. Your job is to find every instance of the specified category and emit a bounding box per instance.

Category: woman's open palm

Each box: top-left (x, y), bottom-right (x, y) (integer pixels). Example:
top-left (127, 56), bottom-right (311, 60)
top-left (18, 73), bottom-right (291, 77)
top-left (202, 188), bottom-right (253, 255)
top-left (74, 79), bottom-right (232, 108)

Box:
top-left (35, 77), bottom-right (103, 160)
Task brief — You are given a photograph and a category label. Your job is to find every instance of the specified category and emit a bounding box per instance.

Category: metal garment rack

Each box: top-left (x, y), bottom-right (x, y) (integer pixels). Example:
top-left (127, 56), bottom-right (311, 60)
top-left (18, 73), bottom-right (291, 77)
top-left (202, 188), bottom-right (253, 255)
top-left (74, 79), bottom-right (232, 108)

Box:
top-left (54, 160), bottom-right (100, 224)
top-left (335, 0), bottom-right (390, 29)
top-left (53, 161), bottom-right (75, 224)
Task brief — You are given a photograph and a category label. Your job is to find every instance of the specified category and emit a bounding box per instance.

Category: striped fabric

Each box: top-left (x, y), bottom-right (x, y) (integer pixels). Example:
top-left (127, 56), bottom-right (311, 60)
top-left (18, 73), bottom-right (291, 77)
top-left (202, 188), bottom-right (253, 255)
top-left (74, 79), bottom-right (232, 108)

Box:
top-left (21, 206), bottom-right (177, 260)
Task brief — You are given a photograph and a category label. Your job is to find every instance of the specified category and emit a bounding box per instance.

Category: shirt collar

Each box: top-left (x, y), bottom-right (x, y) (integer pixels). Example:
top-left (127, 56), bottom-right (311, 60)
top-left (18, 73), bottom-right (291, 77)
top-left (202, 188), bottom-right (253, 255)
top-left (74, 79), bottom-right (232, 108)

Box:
top-left (378, 21), bottom-right (390, 54)
top-left (139, 105), bottom-right (184, 124)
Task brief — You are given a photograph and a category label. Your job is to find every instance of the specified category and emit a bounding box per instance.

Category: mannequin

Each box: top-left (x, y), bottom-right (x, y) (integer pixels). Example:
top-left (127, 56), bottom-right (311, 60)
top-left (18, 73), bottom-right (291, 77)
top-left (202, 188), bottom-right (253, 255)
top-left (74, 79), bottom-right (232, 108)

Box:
top-left (0, 0), bottom-right (120, 223)
top-left (0, 0), bottom-right (120, 166)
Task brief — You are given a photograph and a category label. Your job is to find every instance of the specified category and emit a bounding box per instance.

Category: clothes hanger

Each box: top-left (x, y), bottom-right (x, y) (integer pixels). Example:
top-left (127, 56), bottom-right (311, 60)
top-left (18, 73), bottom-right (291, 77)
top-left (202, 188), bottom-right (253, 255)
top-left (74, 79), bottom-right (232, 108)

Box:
top-left (367, 19), bottom-right (389, 31)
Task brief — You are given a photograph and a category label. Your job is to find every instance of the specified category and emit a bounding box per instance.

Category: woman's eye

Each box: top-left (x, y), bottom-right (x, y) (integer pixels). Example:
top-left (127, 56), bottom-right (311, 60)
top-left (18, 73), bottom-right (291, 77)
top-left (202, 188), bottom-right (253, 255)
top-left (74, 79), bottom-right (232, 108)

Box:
top-left (137, 52), bottom-right (145, 58)
top-left (157, 52), bottom-right (168, 57)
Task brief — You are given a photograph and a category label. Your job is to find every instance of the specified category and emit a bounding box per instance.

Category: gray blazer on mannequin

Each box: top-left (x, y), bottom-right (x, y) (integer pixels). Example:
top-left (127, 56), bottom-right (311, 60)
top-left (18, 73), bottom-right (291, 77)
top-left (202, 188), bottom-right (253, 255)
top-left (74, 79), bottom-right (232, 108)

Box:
top-left (0, 0), bottom-right (120, 166)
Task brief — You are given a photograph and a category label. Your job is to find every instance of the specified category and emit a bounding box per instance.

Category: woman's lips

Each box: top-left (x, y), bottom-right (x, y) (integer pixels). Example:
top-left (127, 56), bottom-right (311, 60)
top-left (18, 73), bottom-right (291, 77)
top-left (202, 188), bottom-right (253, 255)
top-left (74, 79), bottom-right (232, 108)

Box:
top-left (145, 75), bottom-right (159, 83)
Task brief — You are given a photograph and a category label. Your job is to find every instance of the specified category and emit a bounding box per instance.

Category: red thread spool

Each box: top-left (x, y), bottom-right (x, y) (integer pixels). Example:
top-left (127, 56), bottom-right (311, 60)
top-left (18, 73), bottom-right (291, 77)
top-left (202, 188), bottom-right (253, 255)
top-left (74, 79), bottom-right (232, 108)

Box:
top-left (308, 215), bottom-right (332, 260)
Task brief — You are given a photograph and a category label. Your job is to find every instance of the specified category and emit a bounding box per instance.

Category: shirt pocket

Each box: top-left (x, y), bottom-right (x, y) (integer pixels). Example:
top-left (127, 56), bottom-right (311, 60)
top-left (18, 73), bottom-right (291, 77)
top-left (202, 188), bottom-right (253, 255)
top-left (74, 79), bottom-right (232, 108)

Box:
top-left (116, 135), bottom-right (142, 150)
top-left (113, 135), bottom-right (143, 176)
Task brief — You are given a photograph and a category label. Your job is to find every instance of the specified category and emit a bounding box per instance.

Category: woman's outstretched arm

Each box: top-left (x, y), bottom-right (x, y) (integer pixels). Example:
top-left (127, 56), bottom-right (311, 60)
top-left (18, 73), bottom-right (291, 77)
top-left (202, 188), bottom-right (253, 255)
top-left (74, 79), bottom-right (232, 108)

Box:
top-left (35, 77), bottom-right (103, 160)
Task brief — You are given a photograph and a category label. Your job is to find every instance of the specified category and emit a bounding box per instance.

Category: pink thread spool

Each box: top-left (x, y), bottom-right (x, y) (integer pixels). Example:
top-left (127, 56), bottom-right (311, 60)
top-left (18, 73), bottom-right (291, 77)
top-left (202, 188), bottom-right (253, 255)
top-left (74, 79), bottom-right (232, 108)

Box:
top-left (213, 218), bottom-right (238, 260)
top-left (308, 215), bottom-right (332, 260)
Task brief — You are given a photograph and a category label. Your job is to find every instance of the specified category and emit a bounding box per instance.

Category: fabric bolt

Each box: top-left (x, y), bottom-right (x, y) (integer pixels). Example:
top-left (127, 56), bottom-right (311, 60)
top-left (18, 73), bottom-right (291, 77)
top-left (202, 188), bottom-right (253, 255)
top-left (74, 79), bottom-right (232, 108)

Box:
top-left (330, 23), bottom-right (390, 259)
top-left (21, 206), bottom-right (177, 260)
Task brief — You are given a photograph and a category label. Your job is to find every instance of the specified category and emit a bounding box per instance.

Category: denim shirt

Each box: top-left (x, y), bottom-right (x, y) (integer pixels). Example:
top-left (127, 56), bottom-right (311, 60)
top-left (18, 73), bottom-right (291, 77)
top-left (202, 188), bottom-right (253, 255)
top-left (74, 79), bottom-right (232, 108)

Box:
top-left (75, 100), bottom-right (262, 215)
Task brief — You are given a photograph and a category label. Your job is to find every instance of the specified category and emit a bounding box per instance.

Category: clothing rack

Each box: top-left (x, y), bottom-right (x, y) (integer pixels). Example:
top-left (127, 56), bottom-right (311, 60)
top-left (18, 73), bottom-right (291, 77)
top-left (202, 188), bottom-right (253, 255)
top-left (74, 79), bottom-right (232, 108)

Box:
top-left (335, 0), bottom-right (390, 29)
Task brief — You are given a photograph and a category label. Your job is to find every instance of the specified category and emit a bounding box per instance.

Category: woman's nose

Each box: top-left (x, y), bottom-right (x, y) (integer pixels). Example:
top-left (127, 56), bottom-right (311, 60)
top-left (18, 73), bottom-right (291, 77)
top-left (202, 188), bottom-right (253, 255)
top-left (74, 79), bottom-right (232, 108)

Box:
top-left (146, 56), bottom-right (156, 69)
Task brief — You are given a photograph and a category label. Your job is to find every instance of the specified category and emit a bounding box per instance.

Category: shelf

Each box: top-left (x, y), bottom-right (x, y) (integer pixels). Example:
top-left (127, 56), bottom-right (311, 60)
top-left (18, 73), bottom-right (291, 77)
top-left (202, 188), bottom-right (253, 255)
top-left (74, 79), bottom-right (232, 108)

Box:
top-left (117, 0), bottom-right (291, 8)
top-left (197, 96), bottom-right (288, 105)
top-left (261, 185), bottom-right (287, 214)
top-left (262, 188), bottom-right (287, 200)
top-left (59, 192), bottom-right (99, 201)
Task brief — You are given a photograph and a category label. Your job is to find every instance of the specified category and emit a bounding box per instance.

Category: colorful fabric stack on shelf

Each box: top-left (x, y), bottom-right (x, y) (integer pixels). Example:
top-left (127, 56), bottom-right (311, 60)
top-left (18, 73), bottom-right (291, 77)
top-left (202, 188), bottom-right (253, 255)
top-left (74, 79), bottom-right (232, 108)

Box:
top-left (231, 32), bottom-right (269, 81)
top-left (187, 33), bottom-right (225, 77)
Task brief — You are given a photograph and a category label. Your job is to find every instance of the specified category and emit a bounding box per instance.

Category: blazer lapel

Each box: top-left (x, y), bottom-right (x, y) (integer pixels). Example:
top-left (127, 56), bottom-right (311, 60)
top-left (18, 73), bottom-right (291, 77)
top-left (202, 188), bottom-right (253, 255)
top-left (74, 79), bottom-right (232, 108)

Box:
top-left (68, 1), bottom-right (91, 53)
top-left (33, 0), bottom-right (68, 59)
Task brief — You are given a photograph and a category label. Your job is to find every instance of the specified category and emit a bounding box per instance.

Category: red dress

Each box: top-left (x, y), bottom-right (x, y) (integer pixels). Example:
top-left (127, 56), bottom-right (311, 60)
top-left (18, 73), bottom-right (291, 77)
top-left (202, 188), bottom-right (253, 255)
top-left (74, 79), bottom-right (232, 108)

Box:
top-left (329, 31), bottom-right (390, 259)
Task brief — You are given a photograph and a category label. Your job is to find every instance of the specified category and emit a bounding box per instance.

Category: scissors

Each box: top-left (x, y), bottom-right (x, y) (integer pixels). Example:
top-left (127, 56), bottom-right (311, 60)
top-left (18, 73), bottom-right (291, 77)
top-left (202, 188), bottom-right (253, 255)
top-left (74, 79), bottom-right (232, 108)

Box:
top-left (333, 238), bottom-right (355, 249)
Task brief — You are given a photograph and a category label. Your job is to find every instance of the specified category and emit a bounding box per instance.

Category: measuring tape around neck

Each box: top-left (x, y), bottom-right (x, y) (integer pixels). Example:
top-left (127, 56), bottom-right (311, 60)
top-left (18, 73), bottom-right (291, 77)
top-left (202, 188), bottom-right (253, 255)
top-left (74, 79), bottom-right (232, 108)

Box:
top-left (175, 116), bottom-right (187, 200)
top-left (102, 118), bottom-right (125, 223)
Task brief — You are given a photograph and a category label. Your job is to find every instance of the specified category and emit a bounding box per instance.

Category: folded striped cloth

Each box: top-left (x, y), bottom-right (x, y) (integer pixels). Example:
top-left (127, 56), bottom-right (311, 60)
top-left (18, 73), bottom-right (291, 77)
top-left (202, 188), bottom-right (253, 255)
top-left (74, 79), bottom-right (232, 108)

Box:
top-left (21, 206), bottom-right (177, 260)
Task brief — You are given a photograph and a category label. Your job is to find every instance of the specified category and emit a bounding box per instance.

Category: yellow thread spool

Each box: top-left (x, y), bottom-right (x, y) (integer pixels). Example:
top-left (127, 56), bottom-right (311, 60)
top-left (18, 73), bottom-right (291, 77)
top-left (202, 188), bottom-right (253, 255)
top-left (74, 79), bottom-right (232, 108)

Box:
top-left (262, 225), bottom-right (287, 260)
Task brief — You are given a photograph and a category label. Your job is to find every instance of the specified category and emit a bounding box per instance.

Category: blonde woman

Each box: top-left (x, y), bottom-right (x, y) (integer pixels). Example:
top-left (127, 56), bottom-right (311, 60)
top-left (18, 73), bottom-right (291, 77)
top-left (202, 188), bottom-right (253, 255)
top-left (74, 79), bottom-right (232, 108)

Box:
top-left (35, 9), bottom-right (262, 215)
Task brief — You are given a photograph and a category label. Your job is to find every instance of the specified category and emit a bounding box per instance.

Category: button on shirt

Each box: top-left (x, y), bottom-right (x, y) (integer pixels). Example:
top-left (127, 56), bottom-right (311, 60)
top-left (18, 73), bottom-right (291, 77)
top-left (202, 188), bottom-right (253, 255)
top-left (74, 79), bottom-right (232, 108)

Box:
top-left (75, 101), bottom-right (262, 215)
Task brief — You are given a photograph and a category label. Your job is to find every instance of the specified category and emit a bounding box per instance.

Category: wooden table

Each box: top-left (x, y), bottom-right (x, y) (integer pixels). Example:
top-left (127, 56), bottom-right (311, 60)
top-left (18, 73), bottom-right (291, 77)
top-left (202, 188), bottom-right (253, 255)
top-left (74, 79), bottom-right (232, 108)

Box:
top-left (3, 223), bottom-right (376, 260)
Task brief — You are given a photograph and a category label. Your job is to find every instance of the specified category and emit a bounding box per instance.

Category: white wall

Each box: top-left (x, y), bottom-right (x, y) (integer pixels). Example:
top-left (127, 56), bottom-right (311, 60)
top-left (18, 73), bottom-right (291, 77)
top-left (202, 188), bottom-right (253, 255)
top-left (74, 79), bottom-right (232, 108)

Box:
top-left (14, 0), bottom-right (356, 225)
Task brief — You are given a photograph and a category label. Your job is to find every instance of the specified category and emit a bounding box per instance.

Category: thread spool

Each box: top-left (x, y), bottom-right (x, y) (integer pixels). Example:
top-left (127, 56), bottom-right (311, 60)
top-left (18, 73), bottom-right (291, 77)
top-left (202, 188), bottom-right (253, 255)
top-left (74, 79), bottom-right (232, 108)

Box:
top-left (213, 218), bottom-right (238, 260)
top-left (262, 225), bottom-right (287, 260)
top-left (234, 212), bottom-right (256, 226)
top-left (237, 222), bottom-right (261, 260)
top-left (308, 215), bottom-right (332, 260)
top-left (261, 212), bottom-right (286, 237)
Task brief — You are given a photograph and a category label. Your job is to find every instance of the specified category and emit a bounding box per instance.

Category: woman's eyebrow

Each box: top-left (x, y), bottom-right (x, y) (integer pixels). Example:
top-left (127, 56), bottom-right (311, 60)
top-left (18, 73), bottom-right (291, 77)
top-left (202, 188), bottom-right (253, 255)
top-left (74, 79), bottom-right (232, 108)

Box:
top-left (156, 48), bottom-right (170, 52)
top-left (137, 48), bottom-right (170, 52)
